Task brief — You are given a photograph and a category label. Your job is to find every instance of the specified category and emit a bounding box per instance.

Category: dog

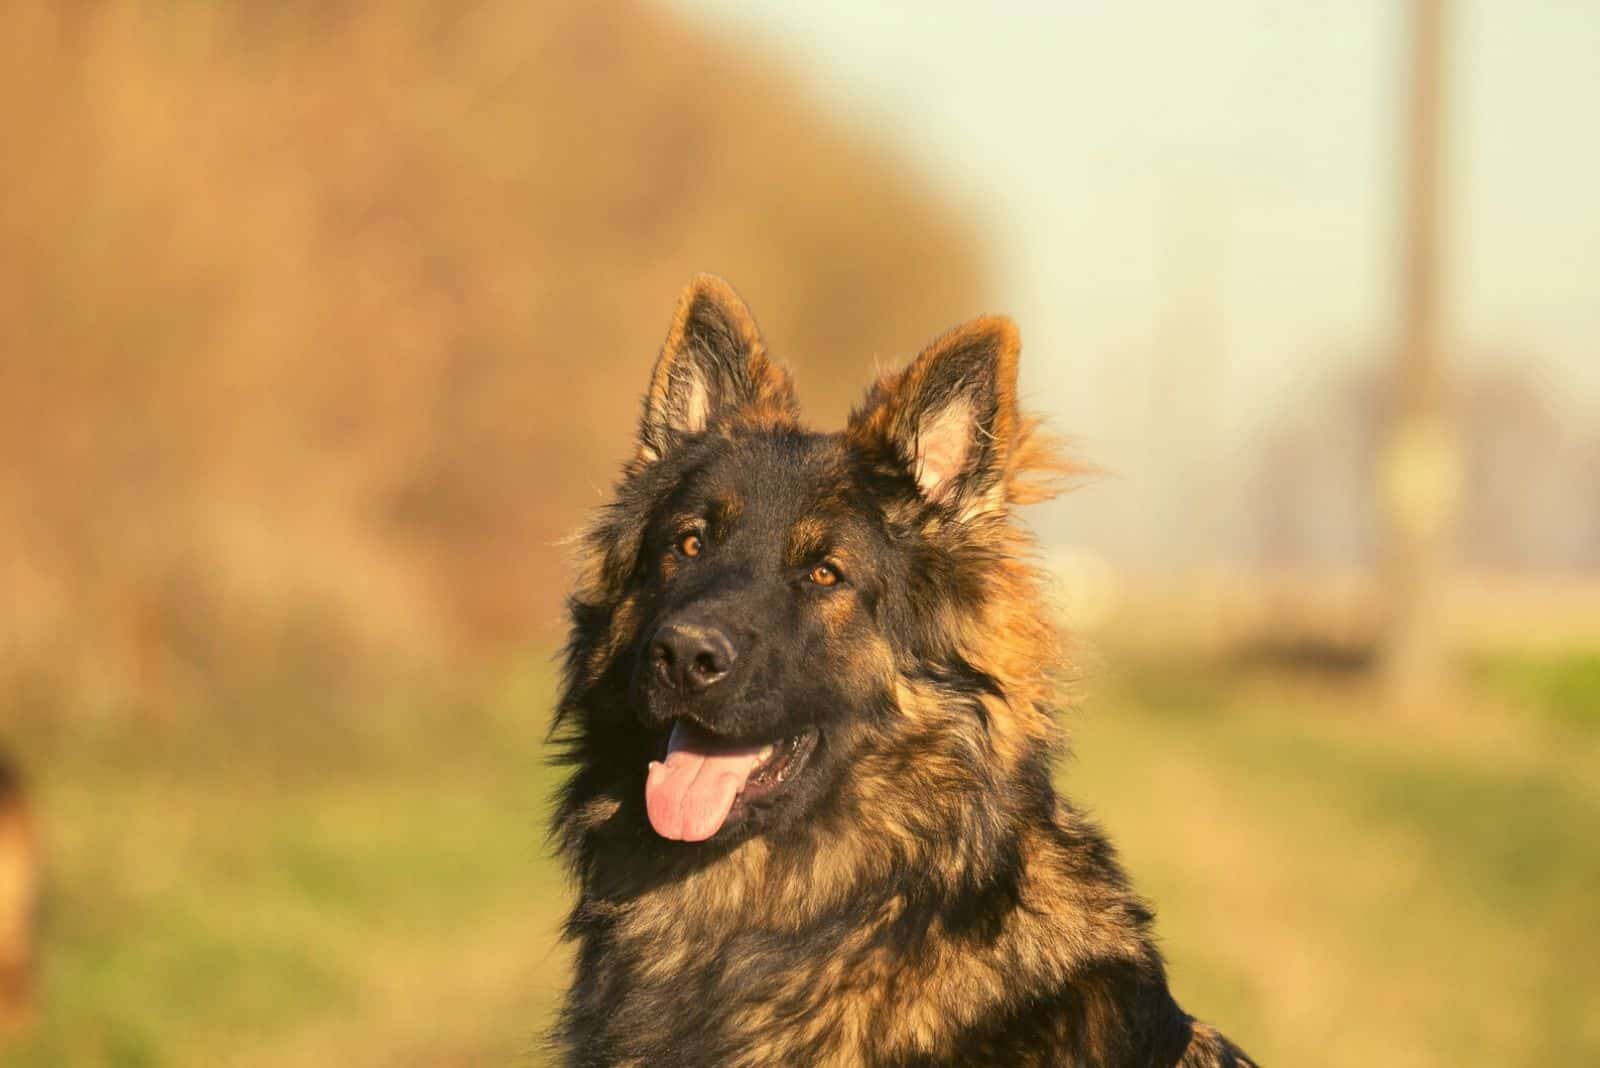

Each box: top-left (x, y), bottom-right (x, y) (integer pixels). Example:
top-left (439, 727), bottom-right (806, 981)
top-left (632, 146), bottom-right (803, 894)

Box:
top-left (550, 275), bottom-right (1257, 1066)
top-left (0, 755), bottom-right (37, 1039)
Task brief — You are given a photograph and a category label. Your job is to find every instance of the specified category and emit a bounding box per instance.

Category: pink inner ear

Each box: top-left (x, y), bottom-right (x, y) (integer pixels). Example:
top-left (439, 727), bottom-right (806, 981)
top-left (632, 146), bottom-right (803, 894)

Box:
top-left (665, 361), bottom-right (712, 436)
top-left (914, 398), bottom-right (973, 497)
top-left (682, 374), bottom-right (710, 434)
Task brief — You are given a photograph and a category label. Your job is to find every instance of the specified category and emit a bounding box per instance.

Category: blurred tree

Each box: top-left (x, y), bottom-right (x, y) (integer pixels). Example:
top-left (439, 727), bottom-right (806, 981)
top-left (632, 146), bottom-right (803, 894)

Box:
top-left (1257, 361), bottom-right (1596, 575)
top-left (0, 0), bottom-right (985, 717)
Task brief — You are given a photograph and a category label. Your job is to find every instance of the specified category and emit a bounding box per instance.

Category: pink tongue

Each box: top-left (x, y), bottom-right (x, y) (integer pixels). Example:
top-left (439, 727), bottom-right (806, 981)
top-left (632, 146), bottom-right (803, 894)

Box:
top-left (645, 722), bottom-right (766, 841)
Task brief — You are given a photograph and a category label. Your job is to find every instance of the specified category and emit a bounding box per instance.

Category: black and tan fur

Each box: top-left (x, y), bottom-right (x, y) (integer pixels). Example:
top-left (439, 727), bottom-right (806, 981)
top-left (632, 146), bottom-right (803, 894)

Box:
top-left (551, 276), bottom-right (1257, 1066)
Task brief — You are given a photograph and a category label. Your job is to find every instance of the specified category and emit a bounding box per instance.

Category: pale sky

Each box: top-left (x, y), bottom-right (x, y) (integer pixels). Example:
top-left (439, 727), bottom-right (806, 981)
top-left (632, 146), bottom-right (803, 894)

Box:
top-left (669, 1), bottom-right (1599, 564)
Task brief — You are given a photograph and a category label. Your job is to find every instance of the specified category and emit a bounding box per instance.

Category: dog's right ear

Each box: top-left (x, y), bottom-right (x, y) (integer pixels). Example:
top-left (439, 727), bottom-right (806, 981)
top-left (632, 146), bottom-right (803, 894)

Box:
top-left (637, 275), bottom-right (797, 463)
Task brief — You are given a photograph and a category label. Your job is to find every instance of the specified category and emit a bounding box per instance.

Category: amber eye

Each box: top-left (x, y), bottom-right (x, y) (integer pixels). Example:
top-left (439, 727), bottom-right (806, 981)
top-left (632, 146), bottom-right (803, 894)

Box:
top-left (677, 532), bottom-right (703, 558)
top-left (808, 563), bottom-right (840, 587)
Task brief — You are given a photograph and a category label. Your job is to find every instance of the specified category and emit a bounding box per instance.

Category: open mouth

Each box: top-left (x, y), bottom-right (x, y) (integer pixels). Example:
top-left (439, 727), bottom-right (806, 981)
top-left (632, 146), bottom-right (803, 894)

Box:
top-left (644, 719), bottom-right (818, 842)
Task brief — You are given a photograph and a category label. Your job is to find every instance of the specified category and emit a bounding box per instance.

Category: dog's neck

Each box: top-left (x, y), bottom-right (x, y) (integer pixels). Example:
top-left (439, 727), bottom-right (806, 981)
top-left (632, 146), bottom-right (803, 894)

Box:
top-left (560, 754), bottom-right (1153, 1068)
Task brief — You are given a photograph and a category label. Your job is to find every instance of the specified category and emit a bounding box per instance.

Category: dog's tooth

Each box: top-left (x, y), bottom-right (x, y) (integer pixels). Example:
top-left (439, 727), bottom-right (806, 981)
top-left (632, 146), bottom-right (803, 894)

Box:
top-left (757, 744), bottom-right (774, 763)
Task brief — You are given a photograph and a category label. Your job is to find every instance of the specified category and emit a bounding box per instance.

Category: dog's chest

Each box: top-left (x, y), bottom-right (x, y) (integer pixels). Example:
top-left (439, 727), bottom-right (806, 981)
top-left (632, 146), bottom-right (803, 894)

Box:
top-left (573, 905), bottom-right (1007, 1068)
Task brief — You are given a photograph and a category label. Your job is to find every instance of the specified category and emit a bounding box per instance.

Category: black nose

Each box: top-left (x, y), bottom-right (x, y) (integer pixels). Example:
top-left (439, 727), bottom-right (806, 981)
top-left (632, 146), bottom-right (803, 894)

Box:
top-left (651, 622), bottom-right (737, 692)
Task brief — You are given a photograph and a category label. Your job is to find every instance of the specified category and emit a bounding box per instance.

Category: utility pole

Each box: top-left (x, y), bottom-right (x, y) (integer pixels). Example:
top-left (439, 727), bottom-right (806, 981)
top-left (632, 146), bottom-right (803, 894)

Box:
top-left (1378, 0), bottom-right (1460, 699)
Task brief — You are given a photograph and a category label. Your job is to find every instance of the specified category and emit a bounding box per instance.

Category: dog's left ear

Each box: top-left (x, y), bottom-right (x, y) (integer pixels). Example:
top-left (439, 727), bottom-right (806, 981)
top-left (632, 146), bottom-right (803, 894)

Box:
top-left (637, 275), bottom-right (797, 463)
top-left (848, 316), bottom-right (1021, 518)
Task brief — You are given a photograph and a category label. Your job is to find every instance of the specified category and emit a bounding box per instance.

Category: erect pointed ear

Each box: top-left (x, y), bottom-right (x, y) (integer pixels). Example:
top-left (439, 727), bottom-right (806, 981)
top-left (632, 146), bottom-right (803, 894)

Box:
top-left (637, 275), bottom-right (797, 462)
top-left (848, 316), bottom-right (1022, 517)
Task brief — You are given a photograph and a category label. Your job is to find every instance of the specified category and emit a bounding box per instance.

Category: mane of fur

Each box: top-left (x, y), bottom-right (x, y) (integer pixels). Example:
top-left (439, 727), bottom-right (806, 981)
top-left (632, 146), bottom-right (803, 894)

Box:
top-left (550, 320), bottom-right (1253, 1067)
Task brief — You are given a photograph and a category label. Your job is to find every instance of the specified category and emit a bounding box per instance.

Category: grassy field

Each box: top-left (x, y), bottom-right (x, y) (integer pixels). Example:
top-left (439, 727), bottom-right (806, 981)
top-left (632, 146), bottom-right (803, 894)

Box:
top-left (4, 647), bottom-right (1598, 1067)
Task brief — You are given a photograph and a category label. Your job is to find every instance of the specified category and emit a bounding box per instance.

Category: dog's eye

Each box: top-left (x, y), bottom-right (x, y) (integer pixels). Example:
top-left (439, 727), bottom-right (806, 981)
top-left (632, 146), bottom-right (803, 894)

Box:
top-left (677, 532), bottom-right (703, 558)
top-left (808, 562), bottom-right (841, 587)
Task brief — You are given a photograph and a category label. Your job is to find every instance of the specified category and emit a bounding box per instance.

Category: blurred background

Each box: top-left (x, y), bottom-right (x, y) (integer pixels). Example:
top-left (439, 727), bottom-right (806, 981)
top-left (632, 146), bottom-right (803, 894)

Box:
top-left (0, 1), bottom-right (1595, 1064)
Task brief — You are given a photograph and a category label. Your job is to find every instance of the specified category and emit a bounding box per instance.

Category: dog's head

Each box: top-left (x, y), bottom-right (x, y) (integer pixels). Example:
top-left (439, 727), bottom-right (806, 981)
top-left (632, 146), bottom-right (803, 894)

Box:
top-left (558, 276), bottom-right (1067, 856)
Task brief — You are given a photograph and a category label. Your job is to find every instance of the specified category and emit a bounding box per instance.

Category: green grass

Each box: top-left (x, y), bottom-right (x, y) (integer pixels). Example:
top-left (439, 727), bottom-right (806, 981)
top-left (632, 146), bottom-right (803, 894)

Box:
top-left (1068, 659), bottom-right (1600, 1067)
top-left (4, 651), bottom-right (1599, 1066)
top-left (1470, 648), bottom-right (1600, 731)
top-left (5, 673), bottom-right (571, 1067)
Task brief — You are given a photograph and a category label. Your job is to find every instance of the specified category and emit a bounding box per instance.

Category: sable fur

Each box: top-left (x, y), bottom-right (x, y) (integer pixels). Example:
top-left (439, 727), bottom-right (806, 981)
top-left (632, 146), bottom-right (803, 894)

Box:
top-left (550, 275), bottom-right (1257, 1066)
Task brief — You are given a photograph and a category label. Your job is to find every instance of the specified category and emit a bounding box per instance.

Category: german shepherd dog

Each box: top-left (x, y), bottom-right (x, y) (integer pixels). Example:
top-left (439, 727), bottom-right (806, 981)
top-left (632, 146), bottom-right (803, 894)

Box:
top-left (552, 276), bottom-right (1257, 1066)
